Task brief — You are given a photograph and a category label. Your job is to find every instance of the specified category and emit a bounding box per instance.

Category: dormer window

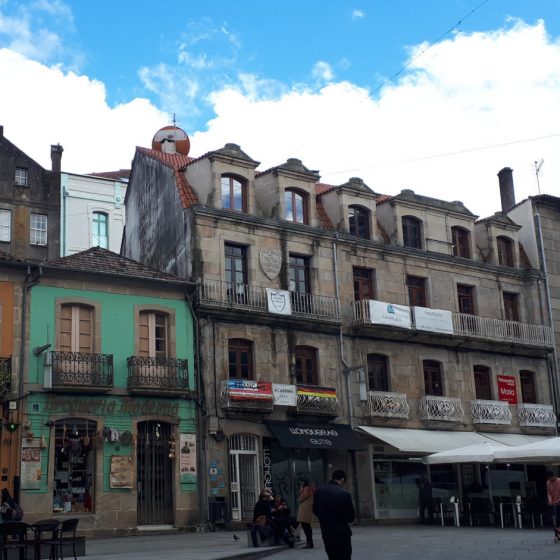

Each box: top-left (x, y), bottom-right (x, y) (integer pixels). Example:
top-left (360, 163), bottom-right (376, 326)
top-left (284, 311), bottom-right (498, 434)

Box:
top-left (221, 175), bottom-right (246, 212)
top-left (15, 167), bottom-right (28, 187)
top-left (402, 216), bottom-right (422, 249)
top-left (451, 226), bottom-right (471, 258)
top-left (497, 236), bottom-right (514, 267)
top-left (349, 205), bottom-right (370, 239)
top-left (285, 189), bottom-right (308, 224)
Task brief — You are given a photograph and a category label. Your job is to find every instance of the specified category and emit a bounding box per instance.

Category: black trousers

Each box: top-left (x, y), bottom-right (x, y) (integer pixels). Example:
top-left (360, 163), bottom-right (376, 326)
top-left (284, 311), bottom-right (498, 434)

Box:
top-left (323, 534), bottom-right (352, 560)
top-left (300, 521), bottom-right (313, 544)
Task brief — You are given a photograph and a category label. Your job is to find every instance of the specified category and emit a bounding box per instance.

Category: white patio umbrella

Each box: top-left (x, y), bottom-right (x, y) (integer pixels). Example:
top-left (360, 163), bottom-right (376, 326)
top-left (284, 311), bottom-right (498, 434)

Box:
top-left (493, 437), bottom-right (560, 463)
top-left (424, 441), bottom-right (508, 464)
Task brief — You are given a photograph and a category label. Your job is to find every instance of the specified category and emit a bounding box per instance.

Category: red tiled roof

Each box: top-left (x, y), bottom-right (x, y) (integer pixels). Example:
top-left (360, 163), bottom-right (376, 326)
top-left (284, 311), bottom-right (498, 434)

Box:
top-left (315, 182), bottom-right (336, 195)
top-left (136, 147), bottom-right (198, 208)
top-left (375, 194), bottom-right (393, 204)
top-left (316, 197), bottom-right (335, 230)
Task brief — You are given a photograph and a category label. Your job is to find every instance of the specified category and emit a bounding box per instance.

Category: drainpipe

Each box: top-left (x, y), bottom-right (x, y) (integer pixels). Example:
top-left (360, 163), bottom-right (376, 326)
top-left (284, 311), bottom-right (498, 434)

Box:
top-left (61, 183), bottom-right (69, 256)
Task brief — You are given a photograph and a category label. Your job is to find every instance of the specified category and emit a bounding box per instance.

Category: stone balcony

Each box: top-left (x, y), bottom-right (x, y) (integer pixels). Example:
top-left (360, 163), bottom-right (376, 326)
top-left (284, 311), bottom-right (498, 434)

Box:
top-left (419, 395), bottom-right (464, 422)
top-left (363, 391), bottom-right (410, 419)
top-left (517, 403), bottom-right (556, 428)
top-left (471, 399), bottom-right (512, 425)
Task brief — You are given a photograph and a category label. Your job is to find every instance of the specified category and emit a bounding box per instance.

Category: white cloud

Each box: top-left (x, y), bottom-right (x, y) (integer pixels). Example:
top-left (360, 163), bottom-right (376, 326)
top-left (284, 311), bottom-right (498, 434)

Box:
top-left (311, 61), bottom-right (334, 82)
top-left (352, 9), bottom-right (365, 19)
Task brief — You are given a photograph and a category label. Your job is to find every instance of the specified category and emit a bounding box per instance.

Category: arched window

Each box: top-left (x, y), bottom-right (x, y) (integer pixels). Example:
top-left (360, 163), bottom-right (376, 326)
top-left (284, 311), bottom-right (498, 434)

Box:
top-left (349, 205), bottom-right (371, 239)
top-left (497, 236), bottom-right (514, 267)
top-left (473, 365), bottom-right (492, 400)
top-left (221, 175), bottom-right (247, 212)
top-left (228, 339), bottom-right (254, 379)
top-left (92, 212), bottom-right (108, 249)
top-left (402, 216), bottom-right (422, 249)
top-left (520, 370), bottom-right (537, 404)
top-left (367, 354), bottom-right (389, 392)
top-left (451, 226), bottom-right (471, 258)
top-left (423, 360), bottom-right (443, 396)
top-left (285, 189), bottom-right (308, 224)
top-left (295, 346), bottom-right (318, 385)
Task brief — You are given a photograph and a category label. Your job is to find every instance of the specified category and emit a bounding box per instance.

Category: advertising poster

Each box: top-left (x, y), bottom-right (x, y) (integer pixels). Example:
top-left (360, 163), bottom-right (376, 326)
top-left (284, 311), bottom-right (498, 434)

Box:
top-left (21, 438), bottom-right (42, 489)
top-left (368, 300), bottom-right (412, 329)
top-left (414, 306), bottom-right (454, 334)
top-left (227, 379), bottom-right (273, 401)
top-left (497, 375), bottom-right (517, 404)
top-left (109, 455), bottom-right (134, 489)
top-left (272, 384), bottom-right (297, 406)
top-left (180, 433), bottom-right (197, 476)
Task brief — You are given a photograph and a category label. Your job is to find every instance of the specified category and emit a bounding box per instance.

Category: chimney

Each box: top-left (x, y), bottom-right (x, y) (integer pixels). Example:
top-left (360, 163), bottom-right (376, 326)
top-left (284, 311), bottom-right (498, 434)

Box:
top-left (161, 136), bottom-right (177, 155)
top-left (51, 144), bottom-right (64, 173)
top-left (498, 167), bottom-right (515, 213)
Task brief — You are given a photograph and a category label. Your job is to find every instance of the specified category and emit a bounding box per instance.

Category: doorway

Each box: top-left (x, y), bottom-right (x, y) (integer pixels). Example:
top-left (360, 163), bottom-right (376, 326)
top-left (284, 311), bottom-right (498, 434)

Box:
top-left (229, 434), bottom-right (259, 521)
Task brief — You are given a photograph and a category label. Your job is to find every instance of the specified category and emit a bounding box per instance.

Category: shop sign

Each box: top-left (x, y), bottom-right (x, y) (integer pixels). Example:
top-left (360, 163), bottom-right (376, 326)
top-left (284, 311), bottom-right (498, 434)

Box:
top-left (21, 438), bottom-right (42, 490)
top-left (272, 384), bottom-right (297, 406)
top-left (262, 446), bottom-right (272, 491)
top-left (497, 375), bottom-right (517, 404)
top-left (266, 289), bottom-right (292, 315)
top-left (259, 249), bottom-right (282, 280)
top-left (297, 385), bottom-right (337, 399)
top-left (227, 379), bottom-right (273, 401)
top-left (368, 300), bottom-right (412, 329)
top-left (413, 306), bottom-right (454, 334)
top-left (43, 397), bottom-right (179, 417)
top-left (180, 434), bottom-right (197, 476)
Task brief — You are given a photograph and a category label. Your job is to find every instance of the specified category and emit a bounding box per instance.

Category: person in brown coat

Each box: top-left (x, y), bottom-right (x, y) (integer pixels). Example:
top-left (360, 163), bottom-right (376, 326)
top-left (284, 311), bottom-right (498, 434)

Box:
top-left (297, 479), bottom-right (315, 548)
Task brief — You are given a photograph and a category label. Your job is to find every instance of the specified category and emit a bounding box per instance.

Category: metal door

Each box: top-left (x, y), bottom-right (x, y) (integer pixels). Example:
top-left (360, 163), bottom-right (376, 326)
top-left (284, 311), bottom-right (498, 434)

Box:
top-left (137, 421), bottom-right (174, 525)
top-left (229, 434), bottom-right (259, 521)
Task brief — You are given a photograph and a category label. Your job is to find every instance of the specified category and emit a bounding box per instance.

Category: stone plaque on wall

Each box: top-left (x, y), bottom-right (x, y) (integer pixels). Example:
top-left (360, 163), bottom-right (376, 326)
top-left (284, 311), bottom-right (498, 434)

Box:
top-left (259, 248), bottom-right (282, 280)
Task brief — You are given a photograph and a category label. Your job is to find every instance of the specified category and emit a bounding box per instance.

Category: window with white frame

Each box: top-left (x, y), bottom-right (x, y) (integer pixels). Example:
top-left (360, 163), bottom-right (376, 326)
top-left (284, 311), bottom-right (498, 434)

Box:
top-left (0, 209), bottom-right (11, 242)
top-left (92, 212), bottom-right (108, 248)
top-left (30, 213), bottom-right (47, 246)
top-left (15, 167), bottom-right (28, 186)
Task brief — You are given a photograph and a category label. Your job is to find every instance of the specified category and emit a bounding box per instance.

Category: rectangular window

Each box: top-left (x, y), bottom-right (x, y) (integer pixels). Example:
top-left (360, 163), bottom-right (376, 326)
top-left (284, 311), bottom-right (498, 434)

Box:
top-left (60, 304), bottom-right (93, 353)
top-left (457, 284), bottom-right (475, 314)
top-left (0, 209), bottom-right (11, 242)
top-left (289, 255), bottom-right (310, 294)
top-left (474, 366), bottom-right (492, 400)
top-left (407, 275), bottom-right (427, 307)
top-left (225, 243), bottom-right (247, 302)
top-left (520, 370), bottom-right (537, 404)
top-left (367, 354), bottom-right (389, 392)
top-left (30, 213), bottom-right (47, 246)
top-left (423, 360), bottom-right (443, 396)
top-left (295, 346), bottom-right (318, 385)
top-left (92, 212), bottom-right (108, 249)
top-left (15, 167), bottom-right (28, 186)
top-left (139, 311), bottom-right (168, 359)
top-left (353, 267), bottom-right (375, 301)
top-left (503, 292), bottom-right (519, 322)
top-left (228, 339), bottom-right (253, 379)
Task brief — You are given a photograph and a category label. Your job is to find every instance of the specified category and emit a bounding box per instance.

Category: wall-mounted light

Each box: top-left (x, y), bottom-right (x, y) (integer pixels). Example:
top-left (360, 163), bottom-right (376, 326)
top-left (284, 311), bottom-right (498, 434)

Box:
top-left (5, 422), bottom-right (19, 433)
top-left (32, 344), bottom-right (51, 357)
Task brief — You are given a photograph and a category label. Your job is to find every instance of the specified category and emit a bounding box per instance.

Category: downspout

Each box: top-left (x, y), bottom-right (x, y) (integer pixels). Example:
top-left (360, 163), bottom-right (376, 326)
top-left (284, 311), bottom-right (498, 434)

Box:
top-left (61, 182), bottom-right (68, 256)
top-left (534, 209), bottom-right (559, 431)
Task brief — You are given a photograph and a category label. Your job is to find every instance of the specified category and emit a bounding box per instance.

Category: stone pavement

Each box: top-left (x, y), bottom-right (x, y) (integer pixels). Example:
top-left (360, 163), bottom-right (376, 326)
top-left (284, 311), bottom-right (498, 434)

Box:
top-left (85, 525), bottom-right (560, 560)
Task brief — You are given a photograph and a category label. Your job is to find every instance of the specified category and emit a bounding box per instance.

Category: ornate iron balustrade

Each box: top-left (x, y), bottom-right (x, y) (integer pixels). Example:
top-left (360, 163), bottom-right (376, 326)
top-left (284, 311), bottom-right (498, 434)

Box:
top-left (419, 395), bottom-right (464, 422)
top-left (364, 391), bottom-right (410, 419)
top-left (517, 403), bottom-right (556, 427)
top-left (0, 357), bottom-right (11, 398)
top-left (220, 380), bottom-right (273, 412)
top-left (51, 351), bottom-right (113, 389)
top-left (471, 399), bottom-right (512, 425)
top-left (127, 356), bottom-right (190, 391)
top-left (198, 278), bottom-right (340, 321)
top-left (296, 385), bottom-right (339, 416)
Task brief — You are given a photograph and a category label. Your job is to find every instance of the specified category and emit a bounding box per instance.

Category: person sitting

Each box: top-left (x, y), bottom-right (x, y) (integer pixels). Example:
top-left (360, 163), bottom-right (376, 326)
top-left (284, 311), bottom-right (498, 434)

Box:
top-left (250, 489), bottom-right (274, 547)
top-left (0, 488), bottom-right (17, 521)
top-left (270, 493), bottom-right (296, 546)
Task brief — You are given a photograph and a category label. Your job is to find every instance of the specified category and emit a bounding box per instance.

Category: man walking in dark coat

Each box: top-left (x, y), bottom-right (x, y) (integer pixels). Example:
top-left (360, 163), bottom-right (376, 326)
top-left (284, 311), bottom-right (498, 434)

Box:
top-left (312, 469), bottom-right (355, 560)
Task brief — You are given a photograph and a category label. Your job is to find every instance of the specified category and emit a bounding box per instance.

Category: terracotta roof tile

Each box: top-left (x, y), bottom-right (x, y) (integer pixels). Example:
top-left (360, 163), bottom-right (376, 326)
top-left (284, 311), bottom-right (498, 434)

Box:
top-left (316, 197), bottom-right (335, 230)
top-left (315, 182), bottom-right (336, 195)
top-left (375, 194), bottom-right (393, 204)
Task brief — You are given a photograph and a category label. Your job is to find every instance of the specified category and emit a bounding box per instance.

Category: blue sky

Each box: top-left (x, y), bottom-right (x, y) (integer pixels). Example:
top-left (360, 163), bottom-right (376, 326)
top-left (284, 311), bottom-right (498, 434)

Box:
top-left (0, 0), bottom-right (559, 215)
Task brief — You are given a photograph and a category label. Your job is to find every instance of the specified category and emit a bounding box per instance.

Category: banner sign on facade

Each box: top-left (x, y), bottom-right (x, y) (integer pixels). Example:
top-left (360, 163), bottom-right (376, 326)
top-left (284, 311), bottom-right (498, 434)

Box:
top-left (497, 375), bottom-right (518, 404)
top-left (272, 384), bottom-right (297, 406)
top-left (413, 306), bottom-right (454, 334)
top-left (21, 438), bottom-right (42, 490)
top-left (266, 289), bottom-right (292, 315)
top-left (368, 300), bottom-right (412, 329)
top-left (297, 385), bottom-right (337, 399)
top-left (180, 433), bottom-right (197, 476)
top-left (227, 379), bottom-right (273, 401)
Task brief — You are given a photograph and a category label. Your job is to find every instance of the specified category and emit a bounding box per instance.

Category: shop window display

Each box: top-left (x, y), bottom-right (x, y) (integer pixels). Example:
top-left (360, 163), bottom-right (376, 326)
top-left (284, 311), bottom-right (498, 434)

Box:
top-left (53, 418), bottom-right (96, 513)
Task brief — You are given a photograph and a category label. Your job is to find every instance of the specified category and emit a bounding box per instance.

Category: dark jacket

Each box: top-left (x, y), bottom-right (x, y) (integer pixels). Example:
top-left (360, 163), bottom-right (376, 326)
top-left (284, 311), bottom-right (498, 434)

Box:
top-left (312, 481), bottom-right (355, 537)
top-left (253, 498), bottom-right (273, 522)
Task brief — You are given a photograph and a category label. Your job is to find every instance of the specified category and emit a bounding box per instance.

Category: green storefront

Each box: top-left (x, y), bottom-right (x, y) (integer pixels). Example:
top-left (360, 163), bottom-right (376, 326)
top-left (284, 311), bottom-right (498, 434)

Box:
top-left (21, 249), bottom-right (198, 536)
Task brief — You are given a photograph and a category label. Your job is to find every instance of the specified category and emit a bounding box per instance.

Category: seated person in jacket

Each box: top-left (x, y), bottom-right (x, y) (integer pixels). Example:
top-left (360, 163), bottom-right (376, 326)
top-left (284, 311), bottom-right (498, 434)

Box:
top-left (270, 494), bottom-right (297, 545)
top-left (250, 489), bottom-right (274, 547)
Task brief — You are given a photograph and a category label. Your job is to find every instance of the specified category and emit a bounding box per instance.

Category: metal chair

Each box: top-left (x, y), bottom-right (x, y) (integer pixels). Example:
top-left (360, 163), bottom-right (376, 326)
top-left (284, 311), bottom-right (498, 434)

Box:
top-left (56, 518), bottom-right (79, 560)
top-left (31, 519), bottom-right (60, 560)
top-left (0, 521), bottom-right (29, 560)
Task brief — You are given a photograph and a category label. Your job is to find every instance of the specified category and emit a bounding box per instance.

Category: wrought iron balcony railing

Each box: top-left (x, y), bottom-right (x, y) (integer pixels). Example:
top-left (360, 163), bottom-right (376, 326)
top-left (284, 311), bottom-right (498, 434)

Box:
top-left (353, 300), bottom-right (554, 348)
top-left (127, 356), bottom-right (190, 392)
top-left (517, 403), bottom-right (556, 428)
top-left (296, 385), bottom-right (339, 416)
top-left (364, 391), bottom-right (410, 419)
top-left (471, 399), bottom-right (512, 425)
top-left (419, 395), bottom-right (464, 422)
top-left (0, 357), bottom-right (11, 398)
top-left (51, 351), bottom-right (113, 389)
top-left (220, 379), bottom-right (274, 412)
top-left (198, 278), bottom-right (340, 321)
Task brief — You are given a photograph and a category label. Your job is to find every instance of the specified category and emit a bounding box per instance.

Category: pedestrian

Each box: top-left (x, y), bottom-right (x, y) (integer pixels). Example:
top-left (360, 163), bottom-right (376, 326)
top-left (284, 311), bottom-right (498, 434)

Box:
top-left (546, 471), bottom-right (560, 542)
top-left (297, 479), bottom-right (315, 549)
top-left (416, 474), bottom-right (433, 524)
top-left (250, 489), bottom-right (274, 547)
top-left (312, 469), bottom-right (355, 560)
top-left (0, 488), bottom-right (16, 521)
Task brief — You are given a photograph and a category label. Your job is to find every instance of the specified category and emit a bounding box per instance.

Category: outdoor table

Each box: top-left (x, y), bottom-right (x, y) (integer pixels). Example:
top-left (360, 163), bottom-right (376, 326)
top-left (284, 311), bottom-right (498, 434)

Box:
top-left (29, 520), bottom-right (59, 560)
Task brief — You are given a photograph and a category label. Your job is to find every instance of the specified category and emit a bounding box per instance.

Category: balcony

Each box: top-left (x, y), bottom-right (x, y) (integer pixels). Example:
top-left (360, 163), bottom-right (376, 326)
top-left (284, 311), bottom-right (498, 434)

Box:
top-left (517, 403), bottom-right (556, 428)
top-left (127, 356), bottom-right (190, 396)
top-left (471, 399), bottom-right (512, 425)
top-left (363, 391), bottom-right (410, 419)
top-left (220, 379), bottom-right (274, 412)
top-left (295, 385), bottom-right (339, 416)
top-left (198, 278), bottom-right (340, 322)
top-left (0, 357), bottom-right (11, 398)
top-left (50, 351), bottom-right (113, 392)
top-left (419, 395), bottom-right (464, 422)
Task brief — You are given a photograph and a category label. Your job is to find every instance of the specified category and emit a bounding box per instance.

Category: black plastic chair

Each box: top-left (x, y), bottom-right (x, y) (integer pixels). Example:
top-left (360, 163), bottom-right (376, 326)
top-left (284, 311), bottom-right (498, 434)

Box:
top-left (57, 518), bottom-right (79, 560)
top-left (31, 519), bottom-right (60, 560)
top-left (0, 521), bottom-right (29, 560)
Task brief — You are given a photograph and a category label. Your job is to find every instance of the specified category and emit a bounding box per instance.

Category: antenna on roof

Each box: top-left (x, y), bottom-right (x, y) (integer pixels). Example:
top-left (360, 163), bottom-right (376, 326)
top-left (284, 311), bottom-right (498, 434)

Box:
top-left (534, 159), bottom-right (544, 195)
top-left (172, 113), bottom-right (177, 127)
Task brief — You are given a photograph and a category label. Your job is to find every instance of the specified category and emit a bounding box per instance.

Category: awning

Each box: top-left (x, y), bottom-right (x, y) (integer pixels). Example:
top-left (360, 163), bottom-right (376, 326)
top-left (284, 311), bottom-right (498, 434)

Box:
top-left (357, 426), bottom-right (550, 455)
top-left (266, 421), bottom-right (365, 450)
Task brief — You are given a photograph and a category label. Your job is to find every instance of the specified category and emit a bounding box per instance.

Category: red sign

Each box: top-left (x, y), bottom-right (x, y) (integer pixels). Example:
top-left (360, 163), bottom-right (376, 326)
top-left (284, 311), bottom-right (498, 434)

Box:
top-left (497, 375), bottom-right (517, 404)
top-left (227, 379), bottom-right (273, 401)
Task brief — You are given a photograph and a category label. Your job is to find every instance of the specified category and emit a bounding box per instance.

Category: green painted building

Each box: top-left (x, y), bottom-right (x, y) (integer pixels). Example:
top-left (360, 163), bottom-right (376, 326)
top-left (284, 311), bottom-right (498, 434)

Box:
top-left (21, 247), bottom-right (198, 536)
